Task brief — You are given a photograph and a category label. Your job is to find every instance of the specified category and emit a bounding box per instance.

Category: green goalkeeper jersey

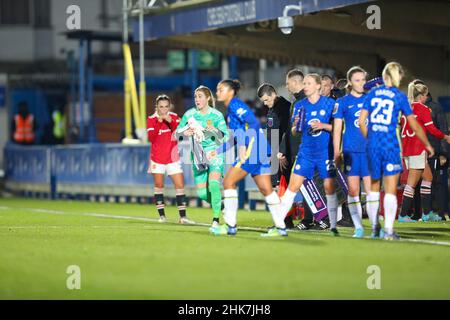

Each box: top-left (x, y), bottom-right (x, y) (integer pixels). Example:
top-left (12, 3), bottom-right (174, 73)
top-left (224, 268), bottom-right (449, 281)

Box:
top-left (178, 106), bottom-right (229, 152)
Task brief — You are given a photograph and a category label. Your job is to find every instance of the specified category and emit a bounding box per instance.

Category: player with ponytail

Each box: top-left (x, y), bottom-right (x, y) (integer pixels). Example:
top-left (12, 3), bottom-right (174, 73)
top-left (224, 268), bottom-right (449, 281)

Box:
top-left (176, 86), bottom-right (229, 227)
top-left (211, 79), bottom-right (287, 237)
top-left (333, 66), bottom-right (370, 238)
top-left (398, 80), bottom-right (450, 222)
top-left (278, 73), bottom-right (340, 236)
top-left (359, 62), bottom-right (434, 240)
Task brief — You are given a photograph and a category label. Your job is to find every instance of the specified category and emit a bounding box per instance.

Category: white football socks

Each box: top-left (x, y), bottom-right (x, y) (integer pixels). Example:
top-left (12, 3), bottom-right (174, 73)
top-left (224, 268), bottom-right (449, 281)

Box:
top-left (326, 193), bottom-right (338, 229)
top-left (223, 189), bottom-right (238, 227)
top-left (383, 193), bottom-right (397, 235)
top-left (265, 191), bottom-right (286, 229)
top-left (280, 189), bottom-right (297, 221)
top-left (347, 195), bottom-right (363, 230)
top-left (366, 192), bottom-right (380, 228)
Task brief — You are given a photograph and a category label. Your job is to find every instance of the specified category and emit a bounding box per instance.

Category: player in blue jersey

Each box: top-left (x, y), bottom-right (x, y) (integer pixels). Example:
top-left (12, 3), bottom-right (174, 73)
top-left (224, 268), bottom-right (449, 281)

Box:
top-left (209, 79), bottom-right (287, 237)
top-left (333, 66), bottom-right (370, 238)
top-left (359, 62), bottom-right (434, 240)
top-left (278, 73), bottom-right (341, 236)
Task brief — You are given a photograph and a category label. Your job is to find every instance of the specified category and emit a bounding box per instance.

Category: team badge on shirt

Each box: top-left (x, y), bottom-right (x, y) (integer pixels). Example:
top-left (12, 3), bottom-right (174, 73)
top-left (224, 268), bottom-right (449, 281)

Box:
top-left (236, 108), bottom-right (247, 117)
top-left (333, 103), bottom-right (339, 115)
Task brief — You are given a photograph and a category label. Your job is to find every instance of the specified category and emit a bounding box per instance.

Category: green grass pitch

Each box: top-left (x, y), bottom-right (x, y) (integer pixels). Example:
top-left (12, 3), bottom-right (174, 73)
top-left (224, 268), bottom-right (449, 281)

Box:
top-left (0, 197), bottom-right (449, 299)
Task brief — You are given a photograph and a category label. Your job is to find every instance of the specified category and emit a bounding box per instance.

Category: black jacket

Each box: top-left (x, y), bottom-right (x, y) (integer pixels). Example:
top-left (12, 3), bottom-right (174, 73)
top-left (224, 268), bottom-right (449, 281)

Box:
top-left (426, 95), bottom-right (449, 158)
top-left (279, 90), bottom-right (306, 162)
top-left (261, 96), bottom-right (291, 148)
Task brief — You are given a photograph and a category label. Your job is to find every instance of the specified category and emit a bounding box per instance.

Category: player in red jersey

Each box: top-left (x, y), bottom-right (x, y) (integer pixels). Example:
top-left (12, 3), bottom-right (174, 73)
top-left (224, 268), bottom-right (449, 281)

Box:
top-left (147, 94), bottom-right (194, 224)
top-left (398, 80), bottom-right (450, 222)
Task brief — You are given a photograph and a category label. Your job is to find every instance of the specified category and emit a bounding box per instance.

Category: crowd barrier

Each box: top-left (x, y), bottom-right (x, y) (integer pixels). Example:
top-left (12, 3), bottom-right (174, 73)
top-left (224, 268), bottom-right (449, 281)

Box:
top-left (4, 143), bottom-right (270, 208)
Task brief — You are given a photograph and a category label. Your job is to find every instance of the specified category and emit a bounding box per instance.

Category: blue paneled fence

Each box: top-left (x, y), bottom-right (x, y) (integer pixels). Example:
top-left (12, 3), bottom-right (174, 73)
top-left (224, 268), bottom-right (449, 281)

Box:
top-left (4, 143), bottom-right (250, 207)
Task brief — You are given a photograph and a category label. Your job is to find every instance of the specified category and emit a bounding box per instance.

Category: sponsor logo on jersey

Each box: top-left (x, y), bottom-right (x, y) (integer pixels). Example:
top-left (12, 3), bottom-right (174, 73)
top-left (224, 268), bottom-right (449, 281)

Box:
top-left (311, 111), bottom-right (317, 116)
top-left (332, 103), bottom-right (339, 115)
top-left (371, 124), bottom-right (389, 132)
top-left (354, 110), bottom-right (368, 128)
top-left (325, 159), bottom-right (335, 171)
top-left (158, 129), bottom-right (172, 135)
top-left (236, 108), bottom-right (247, 117)
top-left (307, 119), bottom-right (322, 137)
top-left (207, 119), bottom-right (212, 126)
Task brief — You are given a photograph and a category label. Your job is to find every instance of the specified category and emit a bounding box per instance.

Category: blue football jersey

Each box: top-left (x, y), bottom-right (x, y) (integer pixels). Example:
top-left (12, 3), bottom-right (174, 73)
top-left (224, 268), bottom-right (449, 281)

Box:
top-left (292, 96), bottom-right (335, 156)
top-left (362, 84), bottom-right (412, 151)
top-left (333, 93), bottom-right (367, 153)
top-left (219, 97), bottom-right (270, 156)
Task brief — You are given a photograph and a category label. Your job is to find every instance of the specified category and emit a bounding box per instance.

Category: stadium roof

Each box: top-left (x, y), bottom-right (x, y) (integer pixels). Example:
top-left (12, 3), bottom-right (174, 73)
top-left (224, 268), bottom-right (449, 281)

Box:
top-left (131, 0), bottom-right (374, 40)
top-left (130, 0), bottom-right (450, 89)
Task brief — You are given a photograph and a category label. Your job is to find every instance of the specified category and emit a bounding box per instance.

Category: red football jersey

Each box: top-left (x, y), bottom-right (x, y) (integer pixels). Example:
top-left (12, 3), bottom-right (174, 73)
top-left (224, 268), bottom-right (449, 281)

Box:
top-left (147, 112), bottom-right (181, 164)
top-left (401, 102), bottom-right (445, 157)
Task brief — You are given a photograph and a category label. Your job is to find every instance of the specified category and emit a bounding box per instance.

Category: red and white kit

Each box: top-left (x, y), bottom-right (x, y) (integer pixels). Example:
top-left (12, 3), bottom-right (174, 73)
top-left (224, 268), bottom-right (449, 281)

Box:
top-left (401, 102), bottom-right (445, 169)
top-left (147, 112), bottom-right (183, 175)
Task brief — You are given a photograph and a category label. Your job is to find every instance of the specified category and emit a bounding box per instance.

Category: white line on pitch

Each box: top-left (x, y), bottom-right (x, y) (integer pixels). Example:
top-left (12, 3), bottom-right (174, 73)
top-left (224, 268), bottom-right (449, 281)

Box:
top-left (1, 205), bottom-right (450, 247)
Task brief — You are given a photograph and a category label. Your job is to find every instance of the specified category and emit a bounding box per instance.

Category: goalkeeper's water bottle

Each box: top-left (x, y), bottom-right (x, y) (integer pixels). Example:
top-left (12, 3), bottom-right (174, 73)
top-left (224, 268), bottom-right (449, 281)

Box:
top-left (295, 106), bottom-right (305, 133)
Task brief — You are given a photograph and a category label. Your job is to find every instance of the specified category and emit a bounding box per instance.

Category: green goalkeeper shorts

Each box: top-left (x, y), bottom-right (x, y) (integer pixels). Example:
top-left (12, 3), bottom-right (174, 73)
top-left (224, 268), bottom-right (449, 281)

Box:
top-left (193, 153), bottom-right (224, 185)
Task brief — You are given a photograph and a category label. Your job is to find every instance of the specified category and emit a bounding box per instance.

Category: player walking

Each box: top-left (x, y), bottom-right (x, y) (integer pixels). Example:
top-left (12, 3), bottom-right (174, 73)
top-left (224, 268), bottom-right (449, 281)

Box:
top-left (333, 66), bottom-right (371, 238)
top-left (147, 94), bottom-right (194, 224)
top-left (177, 86), bottom-right (229, 228)
top-left (398, 80), bottom-right (450, 222)
top-left (358, 62), bottom-right (434, 240)
top-left (279, 74), bottom-right (340, 236)
top-left (210, 79), bottom-right (287, 237)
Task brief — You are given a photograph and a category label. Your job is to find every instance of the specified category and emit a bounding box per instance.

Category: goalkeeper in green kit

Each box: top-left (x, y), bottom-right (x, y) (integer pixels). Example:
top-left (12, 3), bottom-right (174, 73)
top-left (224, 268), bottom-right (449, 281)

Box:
top-left (176, 85), bottom-right (229, 227)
